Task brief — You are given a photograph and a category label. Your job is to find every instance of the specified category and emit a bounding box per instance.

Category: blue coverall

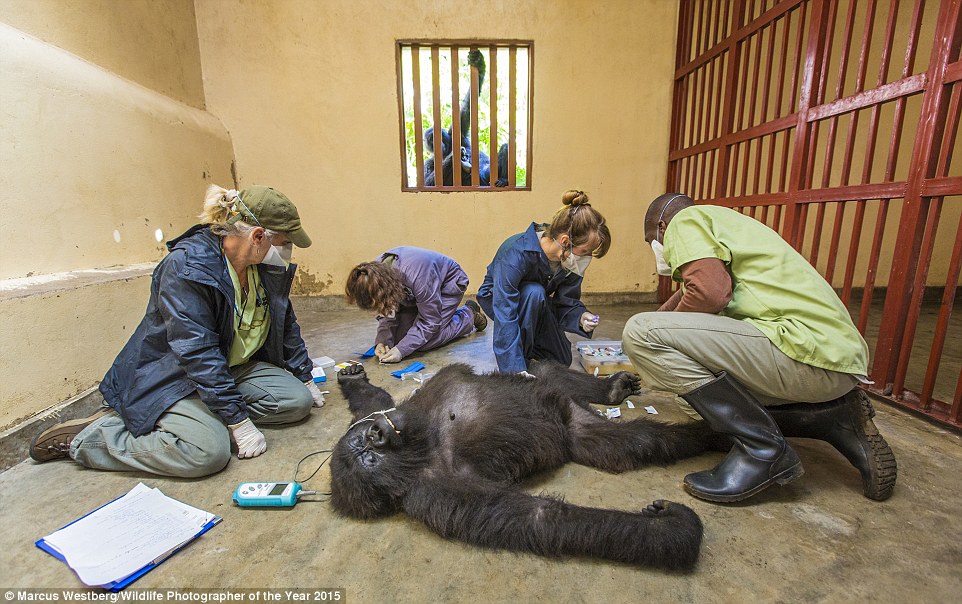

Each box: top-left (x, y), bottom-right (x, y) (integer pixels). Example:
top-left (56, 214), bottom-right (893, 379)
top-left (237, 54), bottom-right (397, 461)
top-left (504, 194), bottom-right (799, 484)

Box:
top-left (477, 223), bottom-right (593, 373)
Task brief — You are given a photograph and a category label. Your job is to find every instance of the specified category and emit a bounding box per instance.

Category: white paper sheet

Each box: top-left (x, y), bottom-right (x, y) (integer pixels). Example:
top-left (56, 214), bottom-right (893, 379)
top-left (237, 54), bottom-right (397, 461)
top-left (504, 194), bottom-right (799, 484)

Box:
top-left (42, 483), bottom-right (214, 586)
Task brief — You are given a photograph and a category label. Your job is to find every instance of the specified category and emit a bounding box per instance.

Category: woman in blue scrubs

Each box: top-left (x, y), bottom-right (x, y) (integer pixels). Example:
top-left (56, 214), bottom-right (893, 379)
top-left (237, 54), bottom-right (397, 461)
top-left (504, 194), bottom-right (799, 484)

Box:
top-left (477, 190), bottom-right (610, 375)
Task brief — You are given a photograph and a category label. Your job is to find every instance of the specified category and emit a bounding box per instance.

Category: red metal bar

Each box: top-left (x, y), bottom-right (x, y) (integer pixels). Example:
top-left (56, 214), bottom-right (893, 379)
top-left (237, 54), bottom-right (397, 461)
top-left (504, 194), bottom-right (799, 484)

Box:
top-left (785, 0), bottom-right (833, 248)
top-left (809, 199), bottom-right (827, 268)
top-left (774, 9), bottom-right (792, 118)
top-left (696, 0), bottom-right (707, 58)
top-left (526, 44), bottom-right (534, 189)
top-left (469, 46), bottom-right (480, 186)
top-left (761, 22), bottom-right (777, 123)
top-left (873, 0), bottom-right (961, 388)
top-left (840, 199), bottom-right (867, 305)
top-left (920, 209), bottom-right (962, 409)
top-left (747, 21), bottom-right (765, 128)
top-left (923, 175), bottom-right (962, 197)
top-left (953, 368), bottom-right (962, 424)
top-left (892, 196), bottom-right (944, 399)
top-left (451, 46), bottom-right (462, 186)
top-left (489, 45), bottom-right (499, 187)
top-left (807, 74), bottom-right (927, 121)
top-left (508, 47), bottom-right (517, 187)
top-left (857, 197), bottom-right (890, 333)
top-left (670, 114), bottom-right (795, 161)
top-left (713, 1), bottom-right (748, 200)
top-left (430, 47), bottom-right (444, 189)
top-left (396, 44), bottom-right (411, 189)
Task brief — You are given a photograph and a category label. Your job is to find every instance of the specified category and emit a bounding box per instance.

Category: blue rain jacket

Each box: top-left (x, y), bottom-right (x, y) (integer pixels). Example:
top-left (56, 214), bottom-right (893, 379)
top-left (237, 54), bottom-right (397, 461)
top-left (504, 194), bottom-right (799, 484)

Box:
top-left (99, 225), bottom-right (312, 436)
top-left (477, 222), bottom-right (591, 373)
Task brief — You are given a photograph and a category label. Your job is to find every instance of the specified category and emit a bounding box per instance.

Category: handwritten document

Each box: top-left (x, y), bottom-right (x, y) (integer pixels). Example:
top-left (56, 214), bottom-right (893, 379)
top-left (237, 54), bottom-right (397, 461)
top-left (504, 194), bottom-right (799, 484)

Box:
top-left (42, 483), bottom-right (216, 586)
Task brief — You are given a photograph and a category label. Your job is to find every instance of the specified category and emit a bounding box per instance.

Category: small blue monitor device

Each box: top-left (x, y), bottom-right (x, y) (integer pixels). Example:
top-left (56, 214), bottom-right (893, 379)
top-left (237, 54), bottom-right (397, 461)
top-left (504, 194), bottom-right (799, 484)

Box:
top-left (233, 482), bottom-right (302, 507)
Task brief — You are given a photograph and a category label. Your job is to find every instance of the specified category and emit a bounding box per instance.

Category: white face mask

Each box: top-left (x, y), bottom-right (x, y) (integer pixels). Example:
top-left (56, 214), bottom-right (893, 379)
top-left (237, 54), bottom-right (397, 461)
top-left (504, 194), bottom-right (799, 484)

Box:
top-left (261, 243), bottom-right (293, 268)
top-left (554, 238), bottom-right (592, 277)
top-left (562, 251), bottom-right (592, 276)
top-left (650, 240), bottom-right (672, 276)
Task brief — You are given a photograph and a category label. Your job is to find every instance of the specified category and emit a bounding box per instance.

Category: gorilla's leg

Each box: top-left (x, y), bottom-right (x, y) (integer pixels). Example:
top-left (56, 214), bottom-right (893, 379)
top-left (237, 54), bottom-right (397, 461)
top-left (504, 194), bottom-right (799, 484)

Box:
top-left (528, 360), bottom-right (641, 408)
top-left (403, 478), bottom-right (702, 570)
top-left (565, 404), bottom-right (724, 473)
top-left (337, 365), bottom-right (395, 418)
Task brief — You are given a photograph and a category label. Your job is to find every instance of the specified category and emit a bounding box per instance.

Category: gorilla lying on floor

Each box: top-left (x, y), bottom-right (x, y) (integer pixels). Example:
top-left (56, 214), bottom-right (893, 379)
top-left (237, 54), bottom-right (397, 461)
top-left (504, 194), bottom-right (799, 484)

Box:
top-left (331, 361), bottom-right (726, 571)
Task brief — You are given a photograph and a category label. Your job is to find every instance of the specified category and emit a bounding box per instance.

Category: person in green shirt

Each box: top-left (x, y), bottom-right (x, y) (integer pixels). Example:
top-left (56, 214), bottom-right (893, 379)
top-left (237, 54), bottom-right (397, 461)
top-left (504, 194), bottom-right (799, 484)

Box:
top-left (623, 193), bottom-right (896, 503)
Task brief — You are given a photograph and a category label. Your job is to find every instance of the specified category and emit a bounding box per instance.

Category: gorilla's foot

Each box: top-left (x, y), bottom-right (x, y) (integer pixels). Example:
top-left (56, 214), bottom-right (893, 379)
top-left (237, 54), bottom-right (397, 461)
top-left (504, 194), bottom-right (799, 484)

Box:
top-left (606, 371), bottom-right (642, 405)
top-left (636, 499), bottom-right (703, 570)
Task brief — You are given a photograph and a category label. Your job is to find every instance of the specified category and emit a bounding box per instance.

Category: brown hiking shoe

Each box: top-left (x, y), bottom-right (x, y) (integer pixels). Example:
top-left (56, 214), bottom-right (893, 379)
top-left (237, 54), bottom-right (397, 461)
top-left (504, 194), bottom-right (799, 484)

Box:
top-left (465, 299), bottom-right (487, 332)
top-left (30, 407), bottom-right (114, 462)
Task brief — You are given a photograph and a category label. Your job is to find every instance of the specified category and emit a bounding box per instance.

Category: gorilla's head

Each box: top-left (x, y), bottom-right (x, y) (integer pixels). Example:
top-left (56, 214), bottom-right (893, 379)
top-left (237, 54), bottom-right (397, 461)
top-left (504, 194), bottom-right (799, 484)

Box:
top-left (330, 406), bottom-right (428, 519)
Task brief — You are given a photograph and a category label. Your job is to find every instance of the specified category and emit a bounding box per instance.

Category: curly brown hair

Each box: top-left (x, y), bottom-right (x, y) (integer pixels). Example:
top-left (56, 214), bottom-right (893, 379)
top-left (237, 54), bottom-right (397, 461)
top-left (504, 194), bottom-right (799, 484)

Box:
top-left (544, 190), bottom-right (611, 258)
top-left (345, 262), bottom-right (407, 316)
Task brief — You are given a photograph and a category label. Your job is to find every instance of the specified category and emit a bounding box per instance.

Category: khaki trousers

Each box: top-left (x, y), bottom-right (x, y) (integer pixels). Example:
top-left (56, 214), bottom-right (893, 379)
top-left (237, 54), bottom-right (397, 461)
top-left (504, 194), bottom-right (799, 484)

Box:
top-left (71, 361), bottom-right (314, 477)
top-left (622, 312), bottom-right (857, 418)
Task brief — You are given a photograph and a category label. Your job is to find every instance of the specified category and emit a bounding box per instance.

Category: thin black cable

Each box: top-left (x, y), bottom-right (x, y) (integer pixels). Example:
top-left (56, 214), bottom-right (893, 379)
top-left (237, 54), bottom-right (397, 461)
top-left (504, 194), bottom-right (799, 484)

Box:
top-left (291, 449), bottom-right (334, 500)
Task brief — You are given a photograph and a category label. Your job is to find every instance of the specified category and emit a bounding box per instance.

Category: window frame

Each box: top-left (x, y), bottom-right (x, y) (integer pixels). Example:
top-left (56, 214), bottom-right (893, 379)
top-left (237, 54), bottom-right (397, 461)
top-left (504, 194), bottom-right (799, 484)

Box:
top-left (395, 39), bottom-right (534, 192)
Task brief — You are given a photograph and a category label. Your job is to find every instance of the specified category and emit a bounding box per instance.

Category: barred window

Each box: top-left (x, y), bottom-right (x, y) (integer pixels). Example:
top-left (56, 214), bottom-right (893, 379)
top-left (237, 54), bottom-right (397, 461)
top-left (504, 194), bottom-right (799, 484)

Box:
top-left (397, 40), bottom-right (533, 191)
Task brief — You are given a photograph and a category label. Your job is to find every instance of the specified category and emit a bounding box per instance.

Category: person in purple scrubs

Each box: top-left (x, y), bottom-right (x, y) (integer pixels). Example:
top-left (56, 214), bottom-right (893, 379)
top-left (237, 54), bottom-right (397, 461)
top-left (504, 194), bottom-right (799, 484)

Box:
top-left (345, 247), bottom-right (487, 363)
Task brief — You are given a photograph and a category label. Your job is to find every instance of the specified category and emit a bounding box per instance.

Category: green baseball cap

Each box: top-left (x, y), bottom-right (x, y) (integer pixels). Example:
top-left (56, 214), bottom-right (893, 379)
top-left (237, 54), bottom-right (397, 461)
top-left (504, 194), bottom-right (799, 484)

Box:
top-left (231, 185), bottom-right (312, 248)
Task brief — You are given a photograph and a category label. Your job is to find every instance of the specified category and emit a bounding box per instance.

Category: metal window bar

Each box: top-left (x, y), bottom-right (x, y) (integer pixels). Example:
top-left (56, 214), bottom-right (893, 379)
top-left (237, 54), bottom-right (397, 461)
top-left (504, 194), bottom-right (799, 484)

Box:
top-left (667, 0), bottom-right (962, 429)
top-left (396, 41), bottom-right (533, 192)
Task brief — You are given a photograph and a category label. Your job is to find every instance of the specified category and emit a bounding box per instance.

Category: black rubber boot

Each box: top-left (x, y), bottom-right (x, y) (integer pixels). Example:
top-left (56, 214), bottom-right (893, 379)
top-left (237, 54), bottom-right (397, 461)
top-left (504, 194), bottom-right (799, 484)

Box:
top-left (681, 372), bottom-right (803, 503)
top-left (767, 389), bottom-right (897, 501)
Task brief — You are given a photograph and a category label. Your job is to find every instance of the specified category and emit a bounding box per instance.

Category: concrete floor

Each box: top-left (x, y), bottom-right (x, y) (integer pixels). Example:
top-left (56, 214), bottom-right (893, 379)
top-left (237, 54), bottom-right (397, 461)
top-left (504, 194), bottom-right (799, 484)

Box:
top-left (1, 302), bottom-right (960, 602)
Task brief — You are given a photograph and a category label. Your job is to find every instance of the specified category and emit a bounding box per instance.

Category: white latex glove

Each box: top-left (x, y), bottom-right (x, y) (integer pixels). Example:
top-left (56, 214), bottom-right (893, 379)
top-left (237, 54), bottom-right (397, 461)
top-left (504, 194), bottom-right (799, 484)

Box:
top-left (518, 370), bottom-right (536, 379)
top-left (228, 418), bottom-right (267, 459)
top-left (378, 346), bottom-right (403, 364)
top-left (580, 312), bottom-right (600, 332)
top-left (374, 343), bottom-right (389, 358)
top-left (304, 380), bottom-right (327, 407)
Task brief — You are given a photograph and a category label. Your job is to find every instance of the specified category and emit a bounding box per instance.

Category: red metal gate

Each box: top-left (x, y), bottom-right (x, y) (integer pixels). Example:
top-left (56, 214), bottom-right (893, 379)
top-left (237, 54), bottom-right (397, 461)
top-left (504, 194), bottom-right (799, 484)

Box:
top-left (667, 0), bottom-right (962, 429)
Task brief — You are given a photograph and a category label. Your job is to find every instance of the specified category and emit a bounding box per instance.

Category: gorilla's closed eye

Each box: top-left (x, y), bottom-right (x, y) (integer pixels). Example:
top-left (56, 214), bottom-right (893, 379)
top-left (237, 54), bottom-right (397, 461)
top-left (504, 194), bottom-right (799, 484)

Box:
top-left (359, 450), bottom-right (378, 468)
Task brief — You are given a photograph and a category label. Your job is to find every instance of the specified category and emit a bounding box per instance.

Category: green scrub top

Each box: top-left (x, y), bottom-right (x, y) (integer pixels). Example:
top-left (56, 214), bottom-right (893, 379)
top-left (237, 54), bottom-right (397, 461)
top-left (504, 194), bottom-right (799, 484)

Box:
top-left (225, 260), bottom-right (270, 367)
top-left (663, 205), bottom-right (869, 375)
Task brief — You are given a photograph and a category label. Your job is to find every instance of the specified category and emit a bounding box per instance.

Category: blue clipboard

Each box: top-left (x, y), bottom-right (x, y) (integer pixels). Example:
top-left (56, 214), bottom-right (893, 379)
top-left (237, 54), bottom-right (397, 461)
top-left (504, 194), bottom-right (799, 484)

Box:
top-left (36, 491), bottom-right (222, 591)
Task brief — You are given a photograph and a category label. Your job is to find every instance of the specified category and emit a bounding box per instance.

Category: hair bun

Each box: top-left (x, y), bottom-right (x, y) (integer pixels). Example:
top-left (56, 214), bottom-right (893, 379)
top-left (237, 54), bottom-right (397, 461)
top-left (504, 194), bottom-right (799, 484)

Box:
top-left (562, 189), bottom-right (590, 207)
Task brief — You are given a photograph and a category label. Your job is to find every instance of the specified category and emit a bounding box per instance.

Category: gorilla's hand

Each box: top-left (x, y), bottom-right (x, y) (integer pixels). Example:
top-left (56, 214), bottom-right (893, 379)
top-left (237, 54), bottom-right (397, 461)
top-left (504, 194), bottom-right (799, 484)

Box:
top-left (607, 371), bottom-right (642, 405)
top-left (338, 363), bottom-right (368, 384)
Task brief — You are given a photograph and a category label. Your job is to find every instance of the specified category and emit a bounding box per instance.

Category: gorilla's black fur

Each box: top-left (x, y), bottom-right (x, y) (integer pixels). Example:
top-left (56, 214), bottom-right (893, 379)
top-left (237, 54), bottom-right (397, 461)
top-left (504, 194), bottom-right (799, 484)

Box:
top-left (424, 49), bottom-right (509, 187)
top-left (331, 361), bottom-right (725, 571)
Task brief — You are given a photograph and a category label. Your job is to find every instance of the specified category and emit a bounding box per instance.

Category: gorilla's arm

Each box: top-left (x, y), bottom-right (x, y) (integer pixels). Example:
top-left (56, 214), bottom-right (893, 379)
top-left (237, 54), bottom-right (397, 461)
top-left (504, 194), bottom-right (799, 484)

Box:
top-left (403, 478), bottom-right (702, 570)
top-left (337, 365), bottom-right (395, 417)
top-left (529, 361), bottom-right (641, 407)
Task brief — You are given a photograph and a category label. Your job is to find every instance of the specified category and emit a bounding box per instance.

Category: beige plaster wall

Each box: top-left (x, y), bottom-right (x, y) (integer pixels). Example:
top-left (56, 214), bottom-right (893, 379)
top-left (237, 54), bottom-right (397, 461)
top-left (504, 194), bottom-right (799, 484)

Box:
top-left (0, 23), bottom-right (234, 280)
top-left (194, 0), bottom-right (678, 297)
top-left (0, 15), bottom-right (233, 426)
top-left (0, 0), bottom-right (206, 108)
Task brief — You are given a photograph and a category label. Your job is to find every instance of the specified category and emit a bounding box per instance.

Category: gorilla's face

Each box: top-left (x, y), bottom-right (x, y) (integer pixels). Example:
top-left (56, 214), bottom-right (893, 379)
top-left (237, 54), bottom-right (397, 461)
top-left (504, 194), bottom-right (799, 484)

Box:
top-left (330, 410), bottom-right (416, 519)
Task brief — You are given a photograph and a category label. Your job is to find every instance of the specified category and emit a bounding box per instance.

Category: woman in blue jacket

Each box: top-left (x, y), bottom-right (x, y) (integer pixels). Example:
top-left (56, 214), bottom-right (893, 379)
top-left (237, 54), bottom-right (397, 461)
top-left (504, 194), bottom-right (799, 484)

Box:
top-left (477, 190), bottom-right (610, 375)
top-left (30, 185), bottom-right (324, 476)
top-left (345, 247), bottom-right (487, 363)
